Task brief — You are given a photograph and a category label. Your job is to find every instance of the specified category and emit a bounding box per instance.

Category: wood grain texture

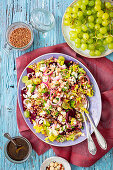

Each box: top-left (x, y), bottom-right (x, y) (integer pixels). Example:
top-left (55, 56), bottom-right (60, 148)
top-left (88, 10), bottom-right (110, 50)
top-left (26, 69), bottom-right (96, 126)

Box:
top-left (0, 0), bottom-right (113, 170)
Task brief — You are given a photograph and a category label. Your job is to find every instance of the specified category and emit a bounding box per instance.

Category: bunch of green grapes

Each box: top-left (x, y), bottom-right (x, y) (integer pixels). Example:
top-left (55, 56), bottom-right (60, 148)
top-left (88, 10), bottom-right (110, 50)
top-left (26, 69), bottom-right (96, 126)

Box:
top-left (64, 0), bottom-right (113, 56)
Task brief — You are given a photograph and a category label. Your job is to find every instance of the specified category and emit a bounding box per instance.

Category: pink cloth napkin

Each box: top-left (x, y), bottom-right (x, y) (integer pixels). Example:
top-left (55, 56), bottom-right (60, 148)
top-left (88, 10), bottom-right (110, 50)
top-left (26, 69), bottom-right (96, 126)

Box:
top-left (16, 43), bottom-right (113, 167)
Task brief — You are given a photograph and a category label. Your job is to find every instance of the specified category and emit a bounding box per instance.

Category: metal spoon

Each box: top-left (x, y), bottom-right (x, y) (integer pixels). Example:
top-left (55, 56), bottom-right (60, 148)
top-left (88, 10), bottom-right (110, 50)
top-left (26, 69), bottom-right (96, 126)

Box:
top-left (4, 133), bottom-right (21, 149)
top-left (85, 99), bottom-right (107, 150)
top-left (81, 111), bottom-right (97, 155)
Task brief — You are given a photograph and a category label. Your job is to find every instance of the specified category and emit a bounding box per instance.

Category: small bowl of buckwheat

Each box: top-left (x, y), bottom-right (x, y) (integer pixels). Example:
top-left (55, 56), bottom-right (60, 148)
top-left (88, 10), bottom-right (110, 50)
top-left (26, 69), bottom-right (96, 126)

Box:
top-left (40, 156), bottom-right (71, 170)
top-left (5, 22), bottom-right (34, 51)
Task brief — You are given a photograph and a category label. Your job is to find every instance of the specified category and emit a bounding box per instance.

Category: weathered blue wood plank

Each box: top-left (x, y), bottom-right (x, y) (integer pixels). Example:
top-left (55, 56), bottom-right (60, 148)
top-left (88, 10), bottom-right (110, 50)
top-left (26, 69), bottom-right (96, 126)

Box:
top-left (0, 0), bottom-right (113, 170)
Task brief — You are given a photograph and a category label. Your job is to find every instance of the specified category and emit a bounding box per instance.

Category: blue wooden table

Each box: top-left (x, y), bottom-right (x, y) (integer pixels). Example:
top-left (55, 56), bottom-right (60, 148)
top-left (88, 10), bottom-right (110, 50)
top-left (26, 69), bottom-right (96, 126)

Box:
top-left (0, 0), bottom-right (113, 170)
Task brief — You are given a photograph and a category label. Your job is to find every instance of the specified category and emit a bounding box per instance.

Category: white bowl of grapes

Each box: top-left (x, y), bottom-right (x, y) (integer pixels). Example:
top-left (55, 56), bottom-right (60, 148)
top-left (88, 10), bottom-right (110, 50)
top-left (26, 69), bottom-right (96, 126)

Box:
top-left (62, 0), bottom-right (113, 58)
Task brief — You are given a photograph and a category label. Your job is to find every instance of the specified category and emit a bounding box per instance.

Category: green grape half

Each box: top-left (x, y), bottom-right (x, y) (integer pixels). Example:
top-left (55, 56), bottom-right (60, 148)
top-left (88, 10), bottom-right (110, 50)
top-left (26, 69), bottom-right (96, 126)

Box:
top-left (81, 43), bottom-right (87, 50)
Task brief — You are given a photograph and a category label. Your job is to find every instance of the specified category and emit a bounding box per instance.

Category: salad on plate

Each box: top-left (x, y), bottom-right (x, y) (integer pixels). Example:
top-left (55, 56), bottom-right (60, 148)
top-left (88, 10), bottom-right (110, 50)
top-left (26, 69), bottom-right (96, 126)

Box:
top-left (21, 56), bottom-right (93, 142)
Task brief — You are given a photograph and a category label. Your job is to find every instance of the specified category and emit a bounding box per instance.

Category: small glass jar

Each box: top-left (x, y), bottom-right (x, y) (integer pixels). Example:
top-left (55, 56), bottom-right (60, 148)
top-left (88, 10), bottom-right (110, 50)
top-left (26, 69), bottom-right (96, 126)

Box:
top-left (5, 22), bottom-right (34, 51)
top-left (4, 136), bottom-right (32, 164)
top-left (30, 8), bottom-right (55, 32)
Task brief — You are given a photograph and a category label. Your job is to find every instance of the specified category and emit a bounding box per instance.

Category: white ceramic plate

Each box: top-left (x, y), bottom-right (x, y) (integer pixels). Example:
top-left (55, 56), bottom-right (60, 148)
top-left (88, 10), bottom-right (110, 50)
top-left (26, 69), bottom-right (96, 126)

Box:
top-left (40, 156), bottom-right (71, 170)
top-left (62, 0), bottom-right (113, 58)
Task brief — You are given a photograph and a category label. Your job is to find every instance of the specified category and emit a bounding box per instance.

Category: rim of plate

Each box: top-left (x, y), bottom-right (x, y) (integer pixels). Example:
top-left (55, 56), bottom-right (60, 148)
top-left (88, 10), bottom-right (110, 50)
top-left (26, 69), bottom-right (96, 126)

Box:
top-left (62, 0), bottom-right (113, 58)
top-left (17, 52), bottom-right (102, 147)
top-left (40, 156), bottom-right (71, 170)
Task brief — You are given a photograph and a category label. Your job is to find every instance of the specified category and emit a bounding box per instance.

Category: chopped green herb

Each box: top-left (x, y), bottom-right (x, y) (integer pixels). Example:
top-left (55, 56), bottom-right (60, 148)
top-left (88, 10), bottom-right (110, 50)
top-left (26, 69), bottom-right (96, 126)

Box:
top-left (46, 110), bottom-right (50, 114)
top-left (70, 100), bottom-right (75, 108)
top-left (43, 100), bottom-right (46, 106)
top-left (62, 88), bottom-right (66, 92)
top-left (49, 105), bottom-right (52, 109)
top-left (41, 89), bottom-right (48, 93)
top-left (31, 84), bottom-right (36, 93)
top-left (55, 112), bottom-right (59, 116)
top-left (56, 98), bottom-right (59, 101)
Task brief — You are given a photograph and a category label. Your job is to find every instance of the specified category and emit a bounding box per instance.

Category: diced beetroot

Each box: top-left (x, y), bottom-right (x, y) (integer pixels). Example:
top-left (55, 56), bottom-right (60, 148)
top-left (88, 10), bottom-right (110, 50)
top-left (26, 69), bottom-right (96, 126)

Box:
top-left (43, 92), bottom-right (49, 97)
top-left (64, 60), bottom-right (73, 68)
top-left (66, 109), bottom-right (76, 123)
top-left (59, 131), bottom-right (66, 135)
top-left (27, 68), bottom-right (35, 74)
top-left (21, 88), bottom-right (27, 111)
top-left (67, 126), bottom-right (80, 132)
top-left (29, 114), bottom-right (36, 124)
top-left (48, 62), bottom-right (57, 65)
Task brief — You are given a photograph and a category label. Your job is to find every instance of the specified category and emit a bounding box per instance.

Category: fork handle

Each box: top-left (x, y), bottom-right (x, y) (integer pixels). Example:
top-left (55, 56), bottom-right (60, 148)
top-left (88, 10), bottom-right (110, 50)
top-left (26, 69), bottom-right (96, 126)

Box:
top-left (82, 112), bottom-right (97, 155)
top-left (86, 114), bottom-right (107, 150)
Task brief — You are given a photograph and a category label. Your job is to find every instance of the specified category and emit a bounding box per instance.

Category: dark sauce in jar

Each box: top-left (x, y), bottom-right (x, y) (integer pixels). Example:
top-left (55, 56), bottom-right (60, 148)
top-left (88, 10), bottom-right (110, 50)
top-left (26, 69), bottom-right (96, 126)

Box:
top-left (7, 138), bottom-right (29, 161)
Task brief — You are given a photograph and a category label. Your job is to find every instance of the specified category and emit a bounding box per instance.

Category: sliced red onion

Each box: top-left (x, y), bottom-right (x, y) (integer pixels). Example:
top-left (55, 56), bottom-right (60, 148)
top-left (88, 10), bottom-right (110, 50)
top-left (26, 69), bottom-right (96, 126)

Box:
top-left (50, 90), bottom-right (55, 99)
top-left (23, 99), bottom-right (30, 106)
top-left (36, 118), bottom-right (44, 125)
top-left (86, 75), bottom-right (90, 83)
top-left (41, 82), bottom-right (49, 89)
top-left (50, 97), bottom-right (61, 106)
top-left (43, 67), bottom-right (54, 76)
top-left (40, 64), bottom-right (47, 72)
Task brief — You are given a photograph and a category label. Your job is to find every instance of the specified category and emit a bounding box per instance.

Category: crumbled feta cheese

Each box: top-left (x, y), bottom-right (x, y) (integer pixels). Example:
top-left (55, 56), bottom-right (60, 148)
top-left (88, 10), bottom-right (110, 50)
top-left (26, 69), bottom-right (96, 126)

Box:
top-left (42, 76), bottom-right (48, 82)
top-left (53, 99), bottom-right (57, 103)
top-left (70, 96), bottom-right (74, 99)
top-left (73, 120), bottom-right (77, 125)
top-left (45, 103), bottom-right (50, 109)
top-left (59, 80), bottom-right (62, 83)
top-left (52, 130), bottom-right (59, 136)
top-left (61, 84), bottom-right (64, 88)
top-left (51, 84), bottom-right (56, 88)
top-left (58, 115), bottom-right (63, 122)
top-left (60, 64), bottom-right (66, 69)
top-left (59, 129), bottom-right (63, 133)
top-left (41, 83), bottom-right (45, 89)
top-left (40, 111), bottom-right (46, 116)
top-left (72, 72), bottom-right (77, 78)
top-left (51, 124), bottom-right (56, 130)
top-left (81, 133), bottom-right (85, 136)
top-left (23, 94), bottom-right (27, 98)
top-left (31, 93), bottom-right (38, 98)
top-left (27, 84), bottom-right (32, 89)
top-left (64, 95), bottom-right (66, 98)
top-left (56, 124), bottom-right (60, 128)
top-left (63, 82), bottom-right (66, 86)
top-left (63, 126), bottom-right (66, 130)
top-left (26, 91), bottom-right (31, 97)
top-left (57, 107), bottom-right (62, 111)
top-left (36, 72), bottom-right (42, 77)
top-left (38, 119), bottom-right (44, 125)
top-left (27, 103), bottom-right (31, 109)
top-left (33, 121), bottom-right (36, 126)
top-left (61, 111), bottom-right (66, 116)
top-left (40, 64), bottom-right (46, 72)
top-left (58, 88), bottom-right (61, 92)
top-left (60, 93), bottom-right (63, 97)
top-left (48, 128), bottom-right (52, 135)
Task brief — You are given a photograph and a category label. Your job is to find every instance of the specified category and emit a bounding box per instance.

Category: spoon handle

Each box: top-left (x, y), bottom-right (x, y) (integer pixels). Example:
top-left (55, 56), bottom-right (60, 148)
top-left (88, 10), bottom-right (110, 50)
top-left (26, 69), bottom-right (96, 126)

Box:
top-left (86, 113), bottom-right (107, 150)
top-left (4, 133), bottom-right (17, 146)
top-left (82, 112), bottom-right (97, 155)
